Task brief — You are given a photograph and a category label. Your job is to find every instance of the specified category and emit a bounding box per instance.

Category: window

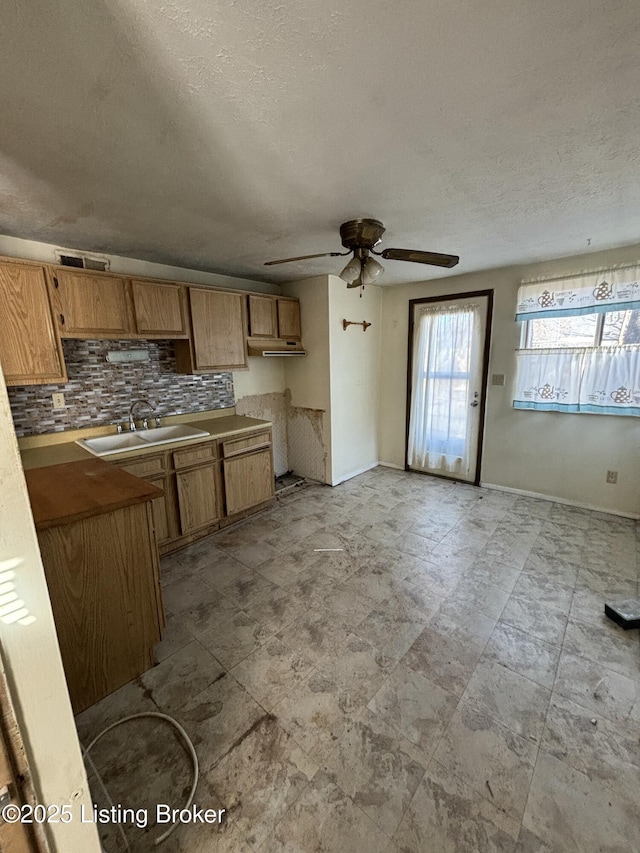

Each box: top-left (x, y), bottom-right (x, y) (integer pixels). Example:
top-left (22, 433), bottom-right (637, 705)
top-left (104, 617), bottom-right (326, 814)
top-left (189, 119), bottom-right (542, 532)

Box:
top-left (523, 309), bottom-right (640, 349)
top-left (513, 269), bottom-right (640, 416)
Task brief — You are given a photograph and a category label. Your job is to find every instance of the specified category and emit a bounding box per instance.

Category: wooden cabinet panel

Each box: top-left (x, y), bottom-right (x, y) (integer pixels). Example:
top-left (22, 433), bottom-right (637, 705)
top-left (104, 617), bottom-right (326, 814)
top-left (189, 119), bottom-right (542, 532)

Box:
top-left (248, 294), bottom-right (278, 338)
top-left (176, 287), bottom-right (247, 372)
top-left (50, 269), bottom-right (135, 337)
top-left (37, 502), bottom-right (161, 713)
top-left (277, 298), bottom-right (302, 340)
top-left (173, 443), bottom-right (217, 469)
top-left (147, 473), bottom-right (172, 544)
top-left (131, 279), bottom-right (188, 338)
top-left (223, 448), bottom-right (274, 515)
top-left (222, 430), bottom-right (272, 457)
top-left (0, 260), bottom-right (67, 385)
top-left (176, 463), bottom-right (221, 533)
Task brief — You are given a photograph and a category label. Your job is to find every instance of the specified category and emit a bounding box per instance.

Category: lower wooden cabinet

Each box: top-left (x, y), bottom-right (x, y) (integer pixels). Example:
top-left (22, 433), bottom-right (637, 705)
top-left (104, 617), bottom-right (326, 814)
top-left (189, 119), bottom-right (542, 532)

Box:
top-left (114, 427), bottom-right (274, 553)
top-left (176, 462), bottom-right (221, 533)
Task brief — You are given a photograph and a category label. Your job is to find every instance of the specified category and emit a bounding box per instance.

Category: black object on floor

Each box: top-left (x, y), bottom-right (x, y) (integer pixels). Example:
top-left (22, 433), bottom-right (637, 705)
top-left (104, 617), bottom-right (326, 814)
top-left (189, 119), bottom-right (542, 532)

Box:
top-left (275, 471), bottom-right (305, 493)
top-left (604, 599), bottom-right (640, 630)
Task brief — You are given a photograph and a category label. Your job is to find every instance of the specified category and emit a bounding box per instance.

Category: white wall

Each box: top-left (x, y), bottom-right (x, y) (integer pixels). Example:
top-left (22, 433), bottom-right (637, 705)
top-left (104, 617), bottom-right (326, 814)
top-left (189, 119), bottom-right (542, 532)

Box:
top-left (0, 234), bottom-right (280, 294)
top-left (328, 276), bottom-right (381, 484)
top-left (282, 277), bottom-right (332, 483)
top-left (0, 367), bottom-right (101, 852)
top-left (379, 244), bottom-right (640, 516)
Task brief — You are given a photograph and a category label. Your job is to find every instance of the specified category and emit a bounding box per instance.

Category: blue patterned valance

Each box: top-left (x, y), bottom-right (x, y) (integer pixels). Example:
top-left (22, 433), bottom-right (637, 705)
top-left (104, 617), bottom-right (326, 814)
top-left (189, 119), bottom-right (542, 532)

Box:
top-left (516, 265), bottom-right (640, 321)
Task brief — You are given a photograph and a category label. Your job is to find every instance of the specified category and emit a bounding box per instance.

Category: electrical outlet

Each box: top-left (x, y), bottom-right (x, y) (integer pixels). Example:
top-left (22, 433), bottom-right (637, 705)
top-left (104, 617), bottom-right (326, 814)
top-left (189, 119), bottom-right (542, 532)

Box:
top-left (226, 380), bottom-right (233, 393)
top-left (606, 470), bottom-right (618, 484)
top-left (51, 392), bottom-right (65, 409)
top-left (491, 374), bottom-right (505, 386)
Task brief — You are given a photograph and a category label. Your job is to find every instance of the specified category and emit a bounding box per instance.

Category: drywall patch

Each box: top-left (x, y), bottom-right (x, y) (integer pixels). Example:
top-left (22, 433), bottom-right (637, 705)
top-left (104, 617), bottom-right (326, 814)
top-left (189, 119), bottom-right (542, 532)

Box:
top-left (235, 391), bottom-right (288, 476)
top-left (287, 404), bottom-right (327, 483)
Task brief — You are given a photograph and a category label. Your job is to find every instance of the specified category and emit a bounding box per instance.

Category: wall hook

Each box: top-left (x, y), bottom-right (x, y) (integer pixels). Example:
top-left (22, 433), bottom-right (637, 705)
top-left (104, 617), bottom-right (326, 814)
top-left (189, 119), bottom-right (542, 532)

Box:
top-left (343, 319), bottom-right (372, 332)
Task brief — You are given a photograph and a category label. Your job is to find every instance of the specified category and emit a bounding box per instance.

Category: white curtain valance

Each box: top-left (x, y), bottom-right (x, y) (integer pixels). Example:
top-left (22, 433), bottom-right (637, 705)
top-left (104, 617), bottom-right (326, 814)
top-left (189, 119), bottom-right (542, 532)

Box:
top-left (516, 266), bottom-right (640, 321)
top-left (513, 346), bottom-right (640, 416)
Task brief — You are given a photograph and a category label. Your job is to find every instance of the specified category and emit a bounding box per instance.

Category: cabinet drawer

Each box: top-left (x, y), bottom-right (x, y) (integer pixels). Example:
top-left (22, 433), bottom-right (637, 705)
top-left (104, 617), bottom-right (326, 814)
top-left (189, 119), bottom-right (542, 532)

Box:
top-left (118, 454), bottom-right (166, 478)
top-left (173, 443), bottom-right (217, 469)
top-left (221, 430), bottom-right (272, 458)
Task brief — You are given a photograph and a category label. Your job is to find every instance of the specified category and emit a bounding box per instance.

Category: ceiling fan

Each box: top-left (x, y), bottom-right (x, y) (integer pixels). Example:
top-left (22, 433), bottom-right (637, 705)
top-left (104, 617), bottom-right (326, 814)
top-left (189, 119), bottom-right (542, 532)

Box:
top-left (265, 218), bottom-right (459, 288)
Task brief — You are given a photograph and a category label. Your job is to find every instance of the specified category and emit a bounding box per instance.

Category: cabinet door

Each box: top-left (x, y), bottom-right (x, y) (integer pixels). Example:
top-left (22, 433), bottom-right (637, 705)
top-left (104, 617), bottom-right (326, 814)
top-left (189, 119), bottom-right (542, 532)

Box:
top-left (188, 288), bottom-right (247, 370)
top-left (248, 294), bottom-right (278, 338)
top-left (131, 279), bottom-right (189, 338)
top-left (277, 299), bottom-right (301, 340)
top-left (0, 260), bottom-right (67, 385)
top-left (176, 463), bottom-right (221, 533)
top-left (50, 269), bottom-right (135, 337)
top-left (223, 448), bottom-right (274, 515)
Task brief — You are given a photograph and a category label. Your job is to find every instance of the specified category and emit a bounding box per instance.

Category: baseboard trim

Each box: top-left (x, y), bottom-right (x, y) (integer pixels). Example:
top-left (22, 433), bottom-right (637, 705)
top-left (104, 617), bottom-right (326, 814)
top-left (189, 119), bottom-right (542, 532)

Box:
top-left (332, 461), bottom-right (379, 486)
top-left (480, 481), bottom-right (639, 520)
top-left (376, 461), bottom-right (405, 471)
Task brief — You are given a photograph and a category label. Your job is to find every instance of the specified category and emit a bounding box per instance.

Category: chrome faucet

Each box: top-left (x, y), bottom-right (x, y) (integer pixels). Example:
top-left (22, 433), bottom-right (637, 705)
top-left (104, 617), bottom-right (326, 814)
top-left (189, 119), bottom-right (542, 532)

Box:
top-left (129, 399), bottom-right (155, 431)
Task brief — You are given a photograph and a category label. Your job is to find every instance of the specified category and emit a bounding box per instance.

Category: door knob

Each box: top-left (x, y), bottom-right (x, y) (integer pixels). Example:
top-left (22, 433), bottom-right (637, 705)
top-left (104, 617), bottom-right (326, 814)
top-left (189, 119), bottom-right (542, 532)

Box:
top-left (470, 400), bottom-right (479, 407)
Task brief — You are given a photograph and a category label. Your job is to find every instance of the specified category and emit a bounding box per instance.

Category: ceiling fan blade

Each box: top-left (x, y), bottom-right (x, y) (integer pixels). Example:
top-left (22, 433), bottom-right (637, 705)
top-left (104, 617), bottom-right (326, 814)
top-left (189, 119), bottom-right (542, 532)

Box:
top-left (264, 251), bottom-right (348, 266)
top-left (379, 248), bottom-right (459, 268)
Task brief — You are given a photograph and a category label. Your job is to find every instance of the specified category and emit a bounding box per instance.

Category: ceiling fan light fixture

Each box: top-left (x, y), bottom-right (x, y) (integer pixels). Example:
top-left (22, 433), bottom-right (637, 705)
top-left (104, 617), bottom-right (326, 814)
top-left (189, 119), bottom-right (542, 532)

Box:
top-left (339, 256), bottom-right (361, 283)
top-left (361, 257), bottom-right (384, 285)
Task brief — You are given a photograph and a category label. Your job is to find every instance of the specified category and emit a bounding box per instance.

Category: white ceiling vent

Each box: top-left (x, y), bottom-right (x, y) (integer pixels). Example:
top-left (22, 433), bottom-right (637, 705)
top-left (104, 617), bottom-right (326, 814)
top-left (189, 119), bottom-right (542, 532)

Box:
top-left (55, 250), bottom-right (110, 272)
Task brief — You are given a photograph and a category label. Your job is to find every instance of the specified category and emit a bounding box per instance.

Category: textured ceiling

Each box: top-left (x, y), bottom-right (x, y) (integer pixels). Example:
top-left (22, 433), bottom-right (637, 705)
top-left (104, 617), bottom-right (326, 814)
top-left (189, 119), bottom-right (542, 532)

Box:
top-left (1, 0), bottom-right (640, 284)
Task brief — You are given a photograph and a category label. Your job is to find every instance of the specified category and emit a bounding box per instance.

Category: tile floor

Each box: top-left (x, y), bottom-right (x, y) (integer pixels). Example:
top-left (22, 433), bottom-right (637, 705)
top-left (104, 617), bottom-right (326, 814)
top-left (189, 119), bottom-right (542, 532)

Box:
top-left (76, 467), bottom-right (640, 852)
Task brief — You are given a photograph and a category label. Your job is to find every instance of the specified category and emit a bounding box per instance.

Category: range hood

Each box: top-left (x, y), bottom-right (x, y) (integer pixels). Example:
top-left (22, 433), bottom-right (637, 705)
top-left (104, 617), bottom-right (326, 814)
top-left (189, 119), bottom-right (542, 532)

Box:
top-left (247, 340), bottom-right (307, 357)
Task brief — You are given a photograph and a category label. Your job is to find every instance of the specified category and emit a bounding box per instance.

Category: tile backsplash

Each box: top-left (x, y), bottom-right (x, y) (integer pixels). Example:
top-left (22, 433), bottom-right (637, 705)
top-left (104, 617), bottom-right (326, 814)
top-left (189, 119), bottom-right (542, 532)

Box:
top-left (8, 339), bottom-right (235, 437)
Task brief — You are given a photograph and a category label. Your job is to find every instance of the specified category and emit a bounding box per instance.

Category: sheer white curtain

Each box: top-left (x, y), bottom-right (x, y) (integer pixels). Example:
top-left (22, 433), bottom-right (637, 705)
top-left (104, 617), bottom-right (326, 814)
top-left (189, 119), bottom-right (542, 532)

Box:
top-left (408, 303), bottom-right (482, 475)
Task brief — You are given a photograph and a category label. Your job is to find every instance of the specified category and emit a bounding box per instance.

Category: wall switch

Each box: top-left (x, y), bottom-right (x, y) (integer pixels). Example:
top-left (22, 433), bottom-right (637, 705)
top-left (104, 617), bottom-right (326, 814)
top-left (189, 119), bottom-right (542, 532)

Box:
top-left (226, 380), bottom-right (233, 393)
top-left (52, 392), bottom-right (65, 409)
top-left (491, 374), bottom-right (505, 386)
top-left (606, 470), bottom-right (618, 484)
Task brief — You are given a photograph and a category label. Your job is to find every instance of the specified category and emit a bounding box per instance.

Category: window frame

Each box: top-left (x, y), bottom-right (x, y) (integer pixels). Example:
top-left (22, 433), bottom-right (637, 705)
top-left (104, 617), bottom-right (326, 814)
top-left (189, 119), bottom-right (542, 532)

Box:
top-left (520, 311), bottom-right (612, 349)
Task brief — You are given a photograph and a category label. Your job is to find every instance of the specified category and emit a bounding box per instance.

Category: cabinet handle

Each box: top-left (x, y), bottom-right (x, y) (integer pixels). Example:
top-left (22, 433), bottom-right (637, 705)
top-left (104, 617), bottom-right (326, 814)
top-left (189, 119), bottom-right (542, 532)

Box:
top-left (53, 276), bottom-right (59, 289)
top-left (59, 313), bottom-right (65, 326)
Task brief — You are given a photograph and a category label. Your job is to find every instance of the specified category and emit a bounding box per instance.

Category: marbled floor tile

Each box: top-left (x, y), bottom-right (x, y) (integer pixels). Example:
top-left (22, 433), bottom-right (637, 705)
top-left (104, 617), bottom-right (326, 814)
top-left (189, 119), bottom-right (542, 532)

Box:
top-left (217, 566), bottom-right (278, 610)
top-left (481, 623), bottom-right (561, 690)
top-left (553, 650), bottom-right (640, 734)
top-left (241, 585), bottom-right (310, 636)
top-left (355, 607), bottom-right (433, 661)
top-left (340, 565), bottom-right (405, 603)
top-left (154, 610), bottom-right (195, 662)
top-left (259, 770), bottom-right (392, 853)
top-left (499, 595), bottom-right (568, 647)
top-left (230, 637), bottom-right (314, 711)
top-left (461, 660), bottom-right (551, 744)
top-left (274, 671), bottom-right (359, 764)
top-left (275, 606), bottom-right (353, 666)
top-left (280, 564), bottom-right (337, 607)
top-left (198, 611), bottom-right (273, 669)
top-left (402, 610), bottom-right (495, 697)
top-left (324, 712), bottom-right (425, 836)
top-left (433, 703), bottom-right (538, 821)
top-left (75, 678), bottom-right (156, 751)
top-left (197, 551), bottom-right (268, 592)
top-left (522, 550), bottom-right (580, 586)
top-left (404, 557), bottom-right (470, 597)
top-left (319, 582), bottom-right (378, 628)
top-left (140, 640), bottom-right (225, 713)
top-left (444, 576), bottom-right (511, 621)
top-left (562, 616), bottom-right (640, 679)
top-left (576, 564), bottom-right (638, 593)
top-left (162, 572), bottom-right (235, 619)
top-left (479, 539), bottom-right (532, 571)
top-left (173, 539), bottom-right (231, 573)
top-left (568, 585), bottom-right (633, 628)
top-left (463, 555), bottom-right (522, 593)
top-left (541, 694), bottom-right (640, 791)
top-left (407, 515), bottom-right (458, 543)
top-left (510, 574), bottom-right (574, 615)
top-left (176, 674), bottom-right (265, 773)
top-left (511, 497), bottom-right (553, 520)
top-left (205, 715), bottom-right (317, 851)
top-left (522, 750), bottom-right (640, 852)
top-left (393, 759), bottom-right (520, 853)
top-left (395, 531), bottom-right (439, 561)
top-left (367, 663), bottom-right (458, 759)
top-left (159, 550), bottom-right (191, 583)
top-left (318, 633), bottom-right (397, 706)
top-left (513, 826), bottom-right (556, 853)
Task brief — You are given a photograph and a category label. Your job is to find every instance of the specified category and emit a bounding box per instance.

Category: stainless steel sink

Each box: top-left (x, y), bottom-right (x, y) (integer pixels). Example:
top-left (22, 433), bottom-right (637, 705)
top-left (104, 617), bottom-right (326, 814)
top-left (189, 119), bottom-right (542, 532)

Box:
top-left (76, 424), bottom-right (210, 457)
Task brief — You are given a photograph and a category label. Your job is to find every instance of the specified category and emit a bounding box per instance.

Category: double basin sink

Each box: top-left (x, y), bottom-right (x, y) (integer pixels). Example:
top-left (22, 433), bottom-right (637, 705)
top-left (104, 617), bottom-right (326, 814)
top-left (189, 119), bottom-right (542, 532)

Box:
top-left (76, 424), bottom-right (210, 457)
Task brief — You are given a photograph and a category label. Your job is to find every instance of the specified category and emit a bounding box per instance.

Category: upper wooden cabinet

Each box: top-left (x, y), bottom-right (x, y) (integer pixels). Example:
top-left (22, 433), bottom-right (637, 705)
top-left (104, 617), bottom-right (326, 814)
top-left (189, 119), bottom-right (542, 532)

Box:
top-left (175, 287), bottom-right (248, 372)
top-left (0, 260), bottom-right (67, 385)
top-left (277, 298), bottom-right (302, 340)
top-left (248, 294), bottom-right (278, 338)
top-left (131, 279), bottom-right (189, 338)
top-left (49, 269), bottom-right (136, 338)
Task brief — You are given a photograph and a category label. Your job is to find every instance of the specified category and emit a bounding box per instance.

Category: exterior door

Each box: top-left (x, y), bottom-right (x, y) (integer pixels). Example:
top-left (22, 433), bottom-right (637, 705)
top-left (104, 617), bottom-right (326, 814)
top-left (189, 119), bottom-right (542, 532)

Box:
top-left (406, 291), bottom-right (492, 484)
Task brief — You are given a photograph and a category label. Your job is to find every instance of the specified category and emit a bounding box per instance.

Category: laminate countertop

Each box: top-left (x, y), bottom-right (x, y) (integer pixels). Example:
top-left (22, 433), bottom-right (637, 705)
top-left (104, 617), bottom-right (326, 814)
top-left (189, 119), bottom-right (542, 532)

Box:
top-left (19, 413), bottom-right (272, 470)
top-left (25, 458), bottom-right (163, 530)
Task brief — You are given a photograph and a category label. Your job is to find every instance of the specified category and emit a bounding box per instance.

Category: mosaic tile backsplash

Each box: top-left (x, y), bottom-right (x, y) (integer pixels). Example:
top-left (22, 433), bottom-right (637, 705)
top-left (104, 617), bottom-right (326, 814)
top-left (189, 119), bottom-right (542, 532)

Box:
top-left (8, 339), bottom-right (235, 437)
